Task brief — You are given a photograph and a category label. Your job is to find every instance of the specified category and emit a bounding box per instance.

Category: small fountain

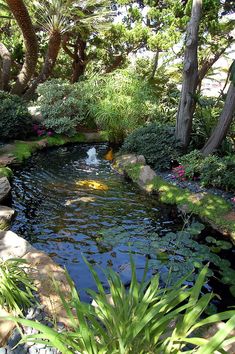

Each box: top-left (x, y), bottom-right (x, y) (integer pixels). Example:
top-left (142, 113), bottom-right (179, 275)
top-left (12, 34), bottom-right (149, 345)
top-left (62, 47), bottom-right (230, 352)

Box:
top-left (86, 147), bottom-right (99, 165)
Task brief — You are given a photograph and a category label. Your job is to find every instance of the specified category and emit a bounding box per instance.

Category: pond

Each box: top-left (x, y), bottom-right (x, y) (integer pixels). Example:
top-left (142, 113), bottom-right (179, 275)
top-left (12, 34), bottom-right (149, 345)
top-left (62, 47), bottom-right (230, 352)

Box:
top-left (11, 144), bottom-right (235, 308)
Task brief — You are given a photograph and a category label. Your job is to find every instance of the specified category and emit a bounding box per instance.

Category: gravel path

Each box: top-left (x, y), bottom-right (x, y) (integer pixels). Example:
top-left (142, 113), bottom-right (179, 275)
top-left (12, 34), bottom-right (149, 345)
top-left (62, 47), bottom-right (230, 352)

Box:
top-left (0, 298), bottom-right (63, 354)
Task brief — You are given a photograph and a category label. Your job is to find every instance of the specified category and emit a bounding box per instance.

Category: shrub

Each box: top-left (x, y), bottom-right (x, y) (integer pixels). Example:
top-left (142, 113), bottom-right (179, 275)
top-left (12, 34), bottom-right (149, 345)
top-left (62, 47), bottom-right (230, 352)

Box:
top-left (121, 123), bottom-right (180, 170)
top-left (87, 71), bottom-right (159, 141)
top-left (0, 91), bottom-right (32, 141)
top-left (0, 258), bottom-right (35, 314)
top-left (36, 79), bottom-right (93, 136)
top-left (11, 259), bottom-right (235, 353)
top-left (179, 151), bottom-right (235, 191)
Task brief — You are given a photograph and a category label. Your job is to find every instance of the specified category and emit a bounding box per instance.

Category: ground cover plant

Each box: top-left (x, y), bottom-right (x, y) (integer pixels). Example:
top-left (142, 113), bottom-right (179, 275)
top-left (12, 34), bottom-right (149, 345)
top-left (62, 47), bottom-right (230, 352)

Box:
top-left (8, 258), bottom-right (235, 354)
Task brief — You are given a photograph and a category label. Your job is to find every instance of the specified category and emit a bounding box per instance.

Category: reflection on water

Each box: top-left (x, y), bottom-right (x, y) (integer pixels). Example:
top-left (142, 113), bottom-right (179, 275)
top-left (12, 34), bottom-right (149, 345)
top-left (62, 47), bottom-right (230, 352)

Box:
top-left (11, 144), bottom-right (181, 300)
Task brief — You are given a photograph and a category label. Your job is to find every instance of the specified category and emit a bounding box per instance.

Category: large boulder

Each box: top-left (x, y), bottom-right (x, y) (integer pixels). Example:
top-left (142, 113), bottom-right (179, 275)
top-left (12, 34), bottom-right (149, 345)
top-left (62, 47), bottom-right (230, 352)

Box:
top-left (0, 177), bottom-right (11, 202)
top-left (0, 230), bottom-right (33, 260)
top-left (138, 165), bottom-right (156, 186)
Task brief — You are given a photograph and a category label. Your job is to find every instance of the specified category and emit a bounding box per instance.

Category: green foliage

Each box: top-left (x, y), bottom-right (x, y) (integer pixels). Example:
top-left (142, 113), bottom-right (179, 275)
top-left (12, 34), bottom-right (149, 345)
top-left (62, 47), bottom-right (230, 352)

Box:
top-left (0, 167), bottom-right (13, 179)
top-left (37, 72), bottom-right (158, 140)
top-left (0, 258), bottom-right (35, 314)
top-left (10, 260), bottom-right (235, 353)
top-left (36, 79), bottom-right (92, 136)
top-left (0, 91), bottom-right (32, 141)
top-left (191, 97), bottom-right (222, 149)
top-left (87, 71), bottom-right (158, 141)
top-left (100, 222), bottom-right (235, 295)
top-left (121, 123), bottom-right (180, 170)
top-left (179, 151), bottom-right (235, 191)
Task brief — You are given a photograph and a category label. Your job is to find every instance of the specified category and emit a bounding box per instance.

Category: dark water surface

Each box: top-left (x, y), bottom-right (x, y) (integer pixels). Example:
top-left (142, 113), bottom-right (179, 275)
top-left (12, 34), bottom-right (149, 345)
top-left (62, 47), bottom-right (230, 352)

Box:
top-left (11, 144), bottom-right (234, 305)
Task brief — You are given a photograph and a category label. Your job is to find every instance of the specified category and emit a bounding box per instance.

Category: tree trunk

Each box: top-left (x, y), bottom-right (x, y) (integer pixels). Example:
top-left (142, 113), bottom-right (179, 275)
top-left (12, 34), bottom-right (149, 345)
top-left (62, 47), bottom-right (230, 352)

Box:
top-left (150, 50), bottom-right (159, 79)
top-left (201, 82), bottom-right (235, 156)
top-left (175, 0), bottom-right (202, 148)
top-left (71, 39), bottom-right (87, 83)
top-left (24, 30), bottom-right (61, 100)
top-left (62, 36), bottom-right (87, 83)
top-left (0, 42), bottom-right (11, 91)
top-left (6, 0), bottom-right (38, 95)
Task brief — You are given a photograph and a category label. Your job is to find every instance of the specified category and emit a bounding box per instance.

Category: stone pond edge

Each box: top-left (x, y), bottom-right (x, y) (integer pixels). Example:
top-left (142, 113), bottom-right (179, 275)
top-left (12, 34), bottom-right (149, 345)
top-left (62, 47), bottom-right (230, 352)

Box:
top-left (113, 154), bottom-right (235, 244)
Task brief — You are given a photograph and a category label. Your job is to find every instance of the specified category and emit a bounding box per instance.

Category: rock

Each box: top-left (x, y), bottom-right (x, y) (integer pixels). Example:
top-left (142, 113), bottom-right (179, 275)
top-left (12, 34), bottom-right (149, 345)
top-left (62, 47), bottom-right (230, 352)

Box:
top-left (0, 231), bottom-right (34, 260)
top-left (0, 206), bottom-right (14, 230)
top-left (0, 207), bottom-right (14, 223)
top-left (0, 307), bottom-right (16, 347)
top-left (0, 178), bottom-right (11, 203)
top-left (138, 165), bottom-right (156, 186)
top-left (28, 106), bottom-right (43, 122)
top-left (136, 155), bottom-right (146, 165)
top-left (23, 250), bottom-right (74, 326)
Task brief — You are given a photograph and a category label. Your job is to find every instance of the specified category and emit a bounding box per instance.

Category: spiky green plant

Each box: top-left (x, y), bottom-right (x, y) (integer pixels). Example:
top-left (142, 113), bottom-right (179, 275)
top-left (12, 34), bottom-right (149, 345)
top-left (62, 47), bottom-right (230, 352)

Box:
top-left (7, 259), bottom-right (235, 353)
top-left (0, 258), bottom-right (36, 314)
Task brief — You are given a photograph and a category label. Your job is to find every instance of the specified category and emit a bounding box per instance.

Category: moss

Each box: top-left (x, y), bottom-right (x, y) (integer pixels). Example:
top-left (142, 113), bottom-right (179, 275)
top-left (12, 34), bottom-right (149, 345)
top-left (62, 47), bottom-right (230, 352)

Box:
top-left (11, 141), bottom-right (38, 163)
top-left (0, 167), bottom-right (13, 179)
top-left (0, 220), bottom-right (9, 231)
top-left (149, 175), bottom-right (235, 236)
top-left (125, 163), bottom-right (143, 182)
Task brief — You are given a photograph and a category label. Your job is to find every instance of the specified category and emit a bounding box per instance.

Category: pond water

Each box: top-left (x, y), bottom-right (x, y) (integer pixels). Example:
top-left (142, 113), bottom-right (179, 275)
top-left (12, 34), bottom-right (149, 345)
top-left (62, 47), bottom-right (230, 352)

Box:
top-left (11, 144), bottom-right (235, 306)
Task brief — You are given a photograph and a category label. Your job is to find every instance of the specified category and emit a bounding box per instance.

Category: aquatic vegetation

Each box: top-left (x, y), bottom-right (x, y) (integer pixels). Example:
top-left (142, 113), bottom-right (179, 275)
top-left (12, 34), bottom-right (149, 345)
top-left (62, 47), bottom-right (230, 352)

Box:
top-left (76, 180), bottom-right (109, 191)
top-left (99, 222), bottom-right (235, 297)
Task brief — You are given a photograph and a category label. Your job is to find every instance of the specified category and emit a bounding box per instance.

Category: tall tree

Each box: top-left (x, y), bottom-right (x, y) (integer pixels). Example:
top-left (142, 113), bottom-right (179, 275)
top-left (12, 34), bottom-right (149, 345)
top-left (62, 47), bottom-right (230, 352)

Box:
top-left (0, 42), bottom-right (11, 90)
top-left (201, 62), bottom-right (235, 155)
top-left (175, 0), bottom-right (202, 148)
top-left (5, 0), bottom-right (38, 95)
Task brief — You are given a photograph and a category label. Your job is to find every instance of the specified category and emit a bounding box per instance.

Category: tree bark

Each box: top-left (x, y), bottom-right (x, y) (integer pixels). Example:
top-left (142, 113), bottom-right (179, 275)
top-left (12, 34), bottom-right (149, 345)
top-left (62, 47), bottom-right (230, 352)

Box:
top-left (175, 0), bottom-right (202, 148)
top-left (201, 81), bottom-right (235, 156)
top-left (6, 0), bottom-right (38, 95)
top-left (0, 42), bottom-right (11, 91)
top-left (62, 36), bottom-right (87, 83)
top-left (150, 49), bottom-right (159, 79)
top-left (24, 30), bottom-right (61, 100)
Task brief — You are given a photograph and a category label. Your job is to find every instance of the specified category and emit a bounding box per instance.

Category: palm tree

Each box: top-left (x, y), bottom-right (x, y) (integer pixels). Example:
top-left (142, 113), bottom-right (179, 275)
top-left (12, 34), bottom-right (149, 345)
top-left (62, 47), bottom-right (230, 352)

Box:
top-left (5, 0), bottom-right (38, 95)
top-left (23, 0), bottom-right (72, 100)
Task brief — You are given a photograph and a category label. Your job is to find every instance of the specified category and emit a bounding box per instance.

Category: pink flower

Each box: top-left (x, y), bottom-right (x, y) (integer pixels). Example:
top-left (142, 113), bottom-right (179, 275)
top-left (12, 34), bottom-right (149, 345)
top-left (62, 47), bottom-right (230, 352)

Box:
top-left (231, 197), bottom-right (235, 203)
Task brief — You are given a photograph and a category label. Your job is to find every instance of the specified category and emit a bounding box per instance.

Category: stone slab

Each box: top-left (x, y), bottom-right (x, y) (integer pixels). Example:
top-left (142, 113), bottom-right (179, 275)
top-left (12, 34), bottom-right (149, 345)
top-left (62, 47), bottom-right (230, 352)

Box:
top-left (0, 178), bottom-right (11, 203)
top-left (0, 308), bottom-right (15, 347)
top-left (0, 231), bottom-right (34, 260)
top-left (23, 251), bottom-right (73, 327)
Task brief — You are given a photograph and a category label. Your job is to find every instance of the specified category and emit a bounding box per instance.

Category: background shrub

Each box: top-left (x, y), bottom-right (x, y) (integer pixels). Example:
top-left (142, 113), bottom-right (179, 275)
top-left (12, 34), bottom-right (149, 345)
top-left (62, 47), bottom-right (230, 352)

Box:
top-left (87, 70), bottom-right (159, 141)
top-left (0, 91), bottom-right (32, 141)
top-left (121, 123), bottom-right (180, 170)
top-left (36, 79), bottom-right (94, 136)
top-left (179, 150), bottom-right (235, 191)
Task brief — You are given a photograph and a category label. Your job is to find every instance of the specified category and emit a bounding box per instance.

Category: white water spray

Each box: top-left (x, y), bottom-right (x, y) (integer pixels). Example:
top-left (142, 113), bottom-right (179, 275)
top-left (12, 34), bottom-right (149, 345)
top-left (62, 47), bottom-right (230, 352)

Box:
top-left (86, 147), bottom-right (99, 165)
